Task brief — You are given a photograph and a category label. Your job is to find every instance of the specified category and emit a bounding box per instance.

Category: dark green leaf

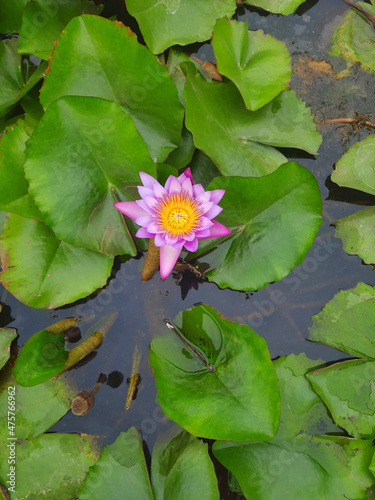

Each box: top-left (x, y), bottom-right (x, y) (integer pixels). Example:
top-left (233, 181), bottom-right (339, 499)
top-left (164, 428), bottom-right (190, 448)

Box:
top-left (18, 0), bottom-right (102, 60)
top-left (0, 434), bottom-right (100, 499)
top-left (0, 0), bottom-right (28, 33)
top-left (212, 18), bottom-right (291, 110)
top-left (151, 427), bottom-right (219, 500)
top-left (244, 0), bottom-right (308, 15)
top-left (40, 15), bottom-right (184, 162)
top-left (184, 66), bottom-right (321, 176)
top-left (0, 213), bottom-right (113, 308)
top-left (80, 428), bottom-right (154, 500)
top-left (307, 359), bottom-right (375, 438)
top-left (0, 328), bottom-right (17, 370)
top-left (14, 329), bottom-right (68, 386)
top-left (150, 304), bottom-right (280, 441)
top-left (213, 354), bottom-right (374, 500)
top-left (24, 96), bottom-right (156, 256)
top-left (0, 119), bottom-right (43, 220)
top-left (308, 282), bottom-right (375, 358)
top-left (124, 0), bottom-right (236, 54)
top-left (190, 162), bottom-right (322, 291)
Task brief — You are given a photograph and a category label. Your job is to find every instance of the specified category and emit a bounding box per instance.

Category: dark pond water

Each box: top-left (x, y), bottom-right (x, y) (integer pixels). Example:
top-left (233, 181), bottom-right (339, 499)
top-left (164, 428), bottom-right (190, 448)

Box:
top-left (1, 0), bottom-right (375, 498)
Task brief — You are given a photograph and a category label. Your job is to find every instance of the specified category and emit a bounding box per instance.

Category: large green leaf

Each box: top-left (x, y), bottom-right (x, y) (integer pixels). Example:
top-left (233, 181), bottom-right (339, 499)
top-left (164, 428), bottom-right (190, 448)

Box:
top-left (0, 328), bottom-right (17, 370)
top-left (184, 66), bottom-right (321, 176)
top-left (24, 96), bottom-right (156, 256)
top-left (124, 0), bottom-right (236, 54)
top-left (244, 0), bottom-right (308, 15)
top-left (40, 15), bottom-right (184, 162)
top-left (0, 38), bottom-right (47, 112)
top-left (212, 18), bottom-right (291, 111)
top-left (80, 428), bottom-right (154, 500)
top-left (335, 206), bottom-right (375, 265)
top-left (308, 282), bottom-right (375, 358)
top-left (213, 354), bottom-right (375, 500)
top-left (0, 214), bottom-right (113, 308)
top-left (14, 329), bottom-right (68, 386)
top-left (332, 4), bottom-right (375, 73)
top-left (189, 162), bottom-right (322, 291)
top-left (0, 119), bottom-right (43, 220)
top-left (18, 0), bottom-right (102, 60)
top-left (331, 135), bottom-right (375, 195)
top-left (151, 427), bottom-right (219, 500)
top-left (0, 433), bottom-right (100, 500)
top-left (307, 359), bottom-right (375, 439)
top-left (0, 0), bottom-right (28, 32)
top-left (149, 304), bottom-right (280, 441)
top-left (0, 371), bottom-right (73, 446)
top-left (331, 135), bottom-right (375, 264)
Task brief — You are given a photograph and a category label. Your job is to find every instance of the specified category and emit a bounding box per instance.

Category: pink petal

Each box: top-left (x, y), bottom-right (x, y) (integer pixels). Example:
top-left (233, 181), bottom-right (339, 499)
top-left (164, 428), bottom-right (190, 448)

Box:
top-left (164, 174), bottom-right (177, 192)
top-left (114, 201), bottom-right (149, 221)
top-left (196, 192), bottom-right (210, 204)
top-left (168, 177), bottom-right (182, 194)
top-left (154, 233), bottom-right (167, 246)
top-left (195, 228), bottom-right (211, 238)
top-left (136, 199), bottom-right (154, 215)
top-left (140, 171), bottom-right (158, 189)
top-left (182, 168), bottom-right (193, 185)
top-left (145, 196), bottom-right (159, 210)
top-left (160, 245), bottom-right (182, 279)
top-left (183, 231), bottom-right (196, 241)
top-left (205, 205), bottom-right (222, 219)
top-left (181, 178), bottom-right (193, 197)
top-left (184, 238), bottom-right (198, 252)
top-left (153, 182), bottom-right (167, 199)
top-left (209, 189), bottom-right (225, 204)
top-left (147, 222), bottom-right (163, 233)
top-left (165, 233), bottom-right (178, 246)
top-left (136, 227), bottom-right (154, 238)
top-left (200, 201), bottom-right (214, 214)
top-left (199, 220), bottom-right (231, 239)
top-left (138, 186), bottom-right (154, 199)
top-left (193, 184), bottom-right (205, 197)
top-left (199, 217), bottom-right (214, 230)
top-left (135, 215), bottom-right (154, 226)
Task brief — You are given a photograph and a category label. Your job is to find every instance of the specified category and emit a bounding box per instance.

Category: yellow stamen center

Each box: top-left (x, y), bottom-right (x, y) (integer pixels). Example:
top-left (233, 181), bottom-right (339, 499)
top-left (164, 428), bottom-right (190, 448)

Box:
top-left (157, 193), bottom-right (201, 238)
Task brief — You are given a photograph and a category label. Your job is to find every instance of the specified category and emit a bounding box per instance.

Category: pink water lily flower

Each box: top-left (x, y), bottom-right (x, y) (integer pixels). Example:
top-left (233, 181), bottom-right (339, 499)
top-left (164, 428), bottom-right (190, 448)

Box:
top-left (114, 168), bottom-right (231, 279)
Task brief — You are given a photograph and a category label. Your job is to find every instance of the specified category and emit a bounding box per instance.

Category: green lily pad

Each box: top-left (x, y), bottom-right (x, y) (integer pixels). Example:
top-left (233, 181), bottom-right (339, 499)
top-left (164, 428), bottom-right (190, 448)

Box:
top-left (307, 359), bottom-right (375, 439)
top-left (0, 213), bottom-right (113, 308)
top-left (124, 0), bottom-right (236, 54)
top-left (24, 96), bottom-right (156, 256)
top-left (0, 119), bottom-right (43, 220)
top-left (18, 0), bottom-right (102, 60)
top-left (308, 282), bottom-right (375, 358)
top-left (14, 329), bottom-right (69, 386)
top-left (0, 328), bottom-right (17, 370)
top-left (335, 206), bottom-right (375, 265)
top-left (213, 354), bottom-right (375, 500)
top-left (189, 161), bottom-right (322, 291)
top-left (331, 135), bottom-right (375, 264)
top-left (212, 18), bottom-right (291, 111)
top-left (0, 371), bottom-right (74, 446)
top-left (80, 428), bottom-right (154, 500)
top-left (332, 135), bottom-right (375, 195)
top-left (332, 4), bottom-right (375, 73)
top-left (0, 433), bottom-right (100, 500)
top-left (184, 65), bottom-right (321, 176)
top-left (244, 0), bottom-right (308, 15)
top-left (40, 15), bottom-right (184, 162)
top-left (0, 0), bottom-right (28, 33)
top-left (165, 127), bottom-right (195, 169)
top-left (0, 38), bottom-right (47, 113)
top-left (150, 304), bottom-right (280, 441)
top-left (151, 427), bottom-right (219, 500)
